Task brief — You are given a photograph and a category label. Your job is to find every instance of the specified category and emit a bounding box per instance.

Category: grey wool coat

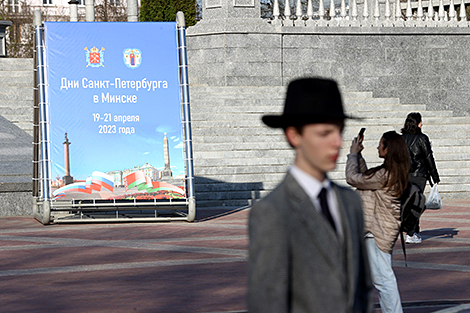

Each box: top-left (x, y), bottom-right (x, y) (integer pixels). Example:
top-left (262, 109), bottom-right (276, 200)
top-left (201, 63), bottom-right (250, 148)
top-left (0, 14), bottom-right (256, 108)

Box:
top-left (248, 172), bottom-right (373, 313)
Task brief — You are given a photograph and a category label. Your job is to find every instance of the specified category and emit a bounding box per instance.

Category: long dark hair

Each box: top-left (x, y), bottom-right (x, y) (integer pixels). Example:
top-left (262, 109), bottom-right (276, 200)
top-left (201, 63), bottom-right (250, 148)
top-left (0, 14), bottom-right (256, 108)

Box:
top-left (365, 131), bottom-right (410, 197)
top-left (401, 112), bottom-right (422, 135)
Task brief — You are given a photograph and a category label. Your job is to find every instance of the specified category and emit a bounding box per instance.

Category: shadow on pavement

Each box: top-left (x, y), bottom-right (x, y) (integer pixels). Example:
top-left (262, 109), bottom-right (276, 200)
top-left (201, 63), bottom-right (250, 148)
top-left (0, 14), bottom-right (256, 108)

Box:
top-left (421, 228), bottom-right (459, 240)
top-left (195, 206), bottom-right (250, 222)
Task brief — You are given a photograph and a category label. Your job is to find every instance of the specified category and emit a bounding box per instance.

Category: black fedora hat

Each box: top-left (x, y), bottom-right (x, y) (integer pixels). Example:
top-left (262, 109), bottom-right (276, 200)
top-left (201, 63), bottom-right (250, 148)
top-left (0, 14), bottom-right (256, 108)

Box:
top-left (262, 78), bottom-right (355, 128)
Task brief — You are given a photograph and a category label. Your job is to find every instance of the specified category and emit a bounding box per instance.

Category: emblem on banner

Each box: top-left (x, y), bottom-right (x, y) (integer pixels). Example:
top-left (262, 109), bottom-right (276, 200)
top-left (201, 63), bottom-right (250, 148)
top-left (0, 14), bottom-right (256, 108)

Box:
top-left (123, 49), bottom-right (142, 69)
top-left (84, 46), bottom-right (105, 68)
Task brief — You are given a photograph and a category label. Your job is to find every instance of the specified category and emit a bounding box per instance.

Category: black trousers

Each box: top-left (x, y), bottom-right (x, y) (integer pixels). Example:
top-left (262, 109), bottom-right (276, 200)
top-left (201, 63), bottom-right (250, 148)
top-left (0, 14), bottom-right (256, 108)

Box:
top-left (408, 176), bottom-right (427, 236)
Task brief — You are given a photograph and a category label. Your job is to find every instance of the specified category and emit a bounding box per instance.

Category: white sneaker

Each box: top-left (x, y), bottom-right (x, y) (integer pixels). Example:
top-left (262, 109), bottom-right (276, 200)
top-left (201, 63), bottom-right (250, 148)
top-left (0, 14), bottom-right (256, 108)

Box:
top-left (405, 233), bottom-right (422, 244)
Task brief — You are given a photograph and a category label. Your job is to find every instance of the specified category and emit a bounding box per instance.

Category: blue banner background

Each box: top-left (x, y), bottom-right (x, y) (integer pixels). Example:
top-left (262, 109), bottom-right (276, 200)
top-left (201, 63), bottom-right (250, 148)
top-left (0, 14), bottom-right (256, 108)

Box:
top-left (45, 22), bottom-right (185, 199)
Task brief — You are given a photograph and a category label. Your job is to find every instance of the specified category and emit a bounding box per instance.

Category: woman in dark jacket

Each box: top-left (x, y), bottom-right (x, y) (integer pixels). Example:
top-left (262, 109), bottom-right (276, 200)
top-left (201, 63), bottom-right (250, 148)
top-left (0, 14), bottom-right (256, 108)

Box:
top-left (401, 112), bottom-right (440, 244)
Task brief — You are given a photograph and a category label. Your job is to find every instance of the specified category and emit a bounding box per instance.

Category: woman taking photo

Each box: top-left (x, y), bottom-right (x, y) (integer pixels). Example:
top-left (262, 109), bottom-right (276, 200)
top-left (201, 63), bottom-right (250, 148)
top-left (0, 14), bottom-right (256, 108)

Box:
top-left (401, 112), bottom-right (440, 244)
top-left (346, 130), bottom-right (409, 313)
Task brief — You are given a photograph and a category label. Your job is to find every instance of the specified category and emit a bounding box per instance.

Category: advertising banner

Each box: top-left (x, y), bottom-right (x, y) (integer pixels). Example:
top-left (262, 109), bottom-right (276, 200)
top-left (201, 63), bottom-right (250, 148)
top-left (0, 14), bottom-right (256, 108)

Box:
top-left (44, 22), bottom-right (186, 201)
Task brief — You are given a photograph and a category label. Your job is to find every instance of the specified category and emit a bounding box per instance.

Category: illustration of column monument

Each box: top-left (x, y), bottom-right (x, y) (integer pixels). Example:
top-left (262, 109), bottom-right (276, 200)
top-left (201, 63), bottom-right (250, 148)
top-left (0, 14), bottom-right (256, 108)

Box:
top-left (63, 133), bottom-right (74, 185)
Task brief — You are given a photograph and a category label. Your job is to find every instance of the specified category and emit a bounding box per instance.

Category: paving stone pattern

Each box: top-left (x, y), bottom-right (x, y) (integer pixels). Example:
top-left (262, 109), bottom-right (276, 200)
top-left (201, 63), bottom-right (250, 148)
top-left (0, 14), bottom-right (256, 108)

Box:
top-left (1, 200), bottom-right (470, 312)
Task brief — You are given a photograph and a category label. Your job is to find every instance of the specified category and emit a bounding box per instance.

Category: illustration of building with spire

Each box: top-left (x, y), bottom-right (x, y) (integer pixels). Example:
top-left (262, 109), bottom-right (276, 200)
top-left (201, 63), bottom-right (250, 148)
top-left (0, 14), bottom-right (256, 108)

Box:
top-left (106, 133), bottom-right (177, 187)
top-left (107, 163), bottom-right (159, 187)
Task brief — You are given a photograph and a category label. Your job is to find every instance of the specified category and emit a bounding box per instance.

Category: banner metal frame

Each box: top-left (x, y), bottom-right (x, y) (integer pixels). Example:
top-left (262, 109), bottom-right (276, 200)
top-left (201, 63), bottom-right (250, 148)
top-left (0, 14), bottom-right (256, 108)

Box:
top-left (33, 13), bottom-right (196, 224)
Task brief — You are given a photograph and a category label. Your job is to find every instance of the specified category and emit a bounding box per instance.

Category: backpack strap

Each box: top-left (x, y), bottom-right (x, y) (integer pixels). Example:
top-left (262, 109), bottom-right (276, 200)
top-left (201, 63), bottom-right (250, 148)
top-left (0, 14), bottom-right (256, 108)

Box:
top-left (400, 231), bottom-right (408, 267)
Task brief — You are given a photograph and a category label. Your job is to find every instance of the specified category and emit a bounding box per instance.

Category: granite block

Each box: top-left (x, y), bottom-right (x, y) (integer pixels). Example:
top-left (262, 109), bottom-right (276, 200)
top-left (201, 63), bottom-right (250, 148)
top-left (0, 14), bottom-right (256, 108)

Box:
top-left (0, 191), bottom-right (32, 216)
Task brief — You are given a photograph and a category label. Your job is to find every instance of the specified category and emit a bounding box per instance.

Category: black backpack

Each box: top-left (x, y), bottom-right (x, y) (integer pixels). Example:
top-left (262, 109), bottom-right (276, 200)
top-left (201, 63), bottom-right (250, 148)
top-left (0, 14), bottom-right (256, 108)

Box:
top-left (400, 183), bottom-right (426, 233)
top-left (399, 182), bottom-right (426, 266)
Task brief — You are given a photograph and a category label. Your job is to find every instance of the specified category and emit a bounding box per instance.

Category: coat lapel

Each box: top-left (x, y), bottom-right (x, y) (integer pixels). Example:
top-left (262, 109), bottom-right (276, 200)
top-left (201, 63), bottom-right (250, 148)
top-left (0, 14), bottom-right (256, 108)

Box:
top-left (284, 173), bottom-right (345, 278)
top-left (333, 183), bottom-right (355, 304)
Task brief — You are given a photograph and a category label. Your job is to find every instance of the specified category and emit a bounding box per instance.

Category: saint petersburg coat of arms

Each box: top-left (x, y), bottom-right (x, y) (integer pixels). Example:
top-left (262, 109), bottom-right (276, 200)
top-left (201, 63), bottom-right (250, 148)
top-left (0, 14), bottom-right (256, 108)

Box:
top-left (84, 46), bottom-right (105, 68)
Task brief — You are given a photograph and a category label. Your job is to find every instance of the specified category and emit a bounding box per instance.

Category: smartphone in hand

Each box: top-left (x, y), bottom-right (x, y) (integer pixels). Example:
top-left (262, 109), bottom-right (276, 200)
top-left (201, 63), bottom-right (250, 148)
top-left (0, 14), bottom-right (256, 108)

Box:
top-left (358, 128), bottom-right (366, 143)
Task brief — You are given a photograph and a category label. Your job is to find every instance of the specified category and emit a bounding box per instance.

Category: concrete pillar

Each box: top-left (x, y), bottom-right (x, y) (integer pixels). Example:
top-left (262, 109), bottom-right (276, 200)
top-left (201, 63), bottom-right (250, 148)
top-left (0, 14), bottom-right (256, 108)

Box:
top-left (85, 0), bottom-right (95, 22)
top-left (69, 0), bottom-right (79, 21)
top-left (127, 0), bottom-right (138, 21)
top-left (33, 10), bottom-right (42, 26)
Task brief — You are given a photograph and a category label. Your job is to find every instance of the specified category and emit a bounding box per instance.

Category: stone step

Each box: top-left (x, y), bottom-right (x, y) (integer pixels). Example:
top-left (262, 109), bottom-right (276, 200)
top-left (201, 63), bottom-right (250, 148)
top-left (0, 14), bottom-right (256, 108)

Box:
top-left (343, 97), bottom-right (401, 105)
top-left (193, 122), bottom-right (441, 137)
top-left (190, 110), bottom-right (456, 122)
top-left (0, 59), bottom-right (33, 71)
top-left (0, 69), bottom-right (33, 77)
top-left (342, 128), bottom-right (467, 139)
top-left (0, 101), bottom-right (35, 109)
top-left (0, 175), bottom-right (32, 184)
top-left (194, 169), bottom-right (470, 187)
top-left (193, 133), bottom-right (285, 142)
top-left (191, 132), bottom-right (470, 149)
top-left (330, 164), bottom-right (470, 176)
top-left (194, 148), bottom-right (298, 160)
top-left (191, 89), bottom-right (400, 103)
top-left (195, 172), bottom-right (285, 184)
top-left (330, 178), bottom-right (470, 194)
top-left (0, 91), bottom-right (34, 101)
top-left (1, 114), bottom-right (33, 123)
top-left (190, 91), bottom-right (285, 100)
top-left (191, 87), bottom-right (375, 100)
top-left (0, 75), bottom-right (33, 86)
top-left (195, 165), bottom-right (289, 176)
top-left (341, 136), bottom-right (470, 148)
top-left (2, 122), bottom-right (33, 135)
top-left (191, 99), bottom-right (284, 108)
top-left (335, 152), bottom-right (470, 164)
top-left (345, 104), bottom-right (427, 112)
top-left (0, 160), bottom-right (32, 175)
top-left (190, 108), bottom-right (463, 124)
top-left (194, 177), bottom-right (278, 190)
top-left (346, 116), bottom-right (469, 125)
top-left (348, 110), bottom-right (454, 118)
top-left (190, 85), bottom-right (285, 93)
top-left (192, 122), bottom-right (469, 138)
top-left (192, 141), bottom-right (291, 151)
top-left (341, 91), bottom-right (374, 98)
top-left (192, 126), bottom-right (275, 134)
top-left (194, 156), bottom-right (293, 167)
top-left (191, 139), bottom-right (470, 157)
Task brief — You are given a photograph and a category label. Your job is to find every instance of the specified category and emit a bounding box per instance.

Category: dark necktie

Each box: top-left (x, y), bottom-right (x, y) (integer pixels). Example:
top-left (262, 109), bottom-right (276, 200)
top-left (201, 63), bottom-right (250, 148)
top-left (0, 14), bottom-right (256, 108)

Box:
top-left (318, 188), bottom-right (336, 232)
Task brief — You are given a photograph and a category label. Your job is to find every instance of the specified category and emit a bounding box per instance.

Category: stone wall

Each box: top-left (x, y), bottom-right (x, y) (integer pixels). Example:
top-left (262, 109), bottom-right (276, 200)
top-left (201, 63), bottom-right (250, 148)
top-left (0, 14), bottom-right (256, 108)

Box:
top-left (187, 24), bottom-right (470, 116)
top-left (185, 9), bottom-right (470, 206)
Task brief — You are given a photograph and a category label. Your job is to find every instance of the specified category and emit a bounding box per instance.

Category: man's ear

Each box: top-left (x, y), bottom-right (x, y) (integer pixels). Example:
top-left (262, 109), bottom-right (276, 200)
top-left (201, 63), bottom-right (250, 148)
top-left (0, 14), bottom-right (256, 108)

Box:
top-left (285, 126), bottom-right (301, 148)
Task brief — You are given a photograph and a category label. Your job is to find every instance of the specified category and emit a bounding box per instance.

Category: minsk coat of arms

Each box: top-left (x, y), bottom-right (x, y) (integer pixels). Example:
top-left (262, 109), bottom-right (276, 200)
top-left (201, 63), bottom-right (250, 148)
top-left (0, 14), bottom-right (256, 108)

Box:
top-left (85, 46), bottom-right (105, 67)
top-left (123, 49), bottom-right (142, 69)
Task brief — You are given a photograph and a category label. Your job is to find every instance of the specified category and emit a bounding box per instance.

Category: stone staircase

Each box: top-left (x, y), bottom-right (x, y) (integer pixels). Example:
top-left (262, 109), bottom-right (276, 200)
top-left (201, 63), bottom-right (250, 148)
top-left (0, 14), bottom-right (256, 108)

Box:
top-left (333, 91), bottom-right (468, 197)
top-left (0, 56), bottom-right (468, 212)
top-left (0, 58), bottom-right (33, 215)
top-left (190, 85), bottom-right (292, 207)
top-left (0, 59), bottom-right (34, 135)
top-left (190, 86), bottom-right (470, 207)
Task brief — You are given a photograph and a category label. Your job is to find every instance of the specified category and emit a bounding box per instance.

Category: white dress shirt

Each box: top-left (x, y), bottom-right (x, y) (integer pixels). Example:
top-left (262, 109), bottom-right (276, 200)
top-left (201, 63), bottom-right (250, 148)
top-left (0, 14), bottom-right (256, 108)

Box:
top-left (290, 165), bottom-right (343, 238)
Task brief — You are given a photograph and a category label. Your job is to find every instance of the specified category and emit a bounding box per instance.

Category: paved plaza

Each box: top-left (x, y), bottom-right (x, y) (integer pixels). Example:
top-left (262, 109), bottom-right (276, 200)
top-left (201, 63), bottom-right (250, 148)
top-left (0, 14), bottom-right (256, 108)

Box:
top-left (0, 199), bottom-right (470, 312)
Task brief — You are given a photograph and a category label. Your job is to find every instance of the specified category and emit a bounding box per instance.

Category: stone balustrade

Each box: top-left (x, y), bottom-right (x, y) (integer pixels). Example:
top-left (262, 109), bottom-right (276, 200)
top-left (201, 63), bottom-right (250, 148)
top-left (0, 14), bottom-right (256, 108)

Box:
top-left (269, 0), bottom-right (469, 26)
